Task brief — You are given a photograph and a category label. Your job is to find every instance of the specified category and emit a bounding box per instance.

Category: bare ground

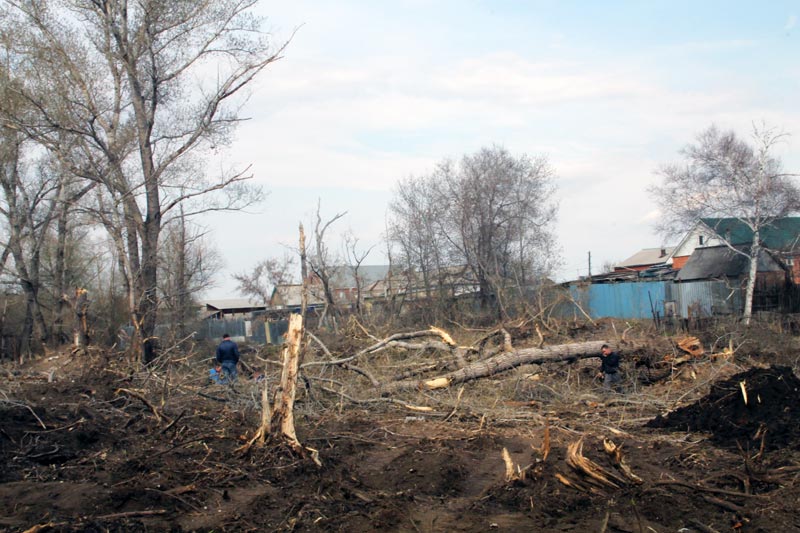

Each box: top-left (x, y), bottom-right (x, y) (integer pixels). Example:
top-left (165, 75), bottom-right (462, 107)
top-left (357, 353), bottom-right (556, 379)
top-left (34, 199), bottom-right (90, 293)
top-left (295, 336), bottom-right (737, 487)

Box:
top-left (2, 325), bottom-right (800, 532)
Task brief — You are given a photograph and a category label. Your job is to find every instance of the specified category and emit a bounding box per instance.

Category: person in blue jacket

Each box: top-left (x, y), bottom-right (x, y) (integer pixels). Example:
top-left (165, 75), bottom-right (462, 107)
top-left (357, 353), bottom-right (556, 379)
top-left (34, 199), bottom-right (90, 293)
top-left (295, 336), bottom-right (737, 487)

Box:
top-left (215, 333), bottom-right (241, 384)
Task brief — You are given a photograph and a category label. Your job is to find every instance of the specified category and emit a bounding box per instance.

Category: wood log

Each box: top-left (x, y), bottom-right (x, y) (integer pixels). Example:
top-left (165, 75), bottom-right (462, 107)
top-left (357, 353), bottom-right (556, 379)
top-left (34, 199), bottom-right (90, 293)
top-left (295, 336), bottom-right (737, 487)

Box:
top-left (384, 340), bottom-right (607, 392)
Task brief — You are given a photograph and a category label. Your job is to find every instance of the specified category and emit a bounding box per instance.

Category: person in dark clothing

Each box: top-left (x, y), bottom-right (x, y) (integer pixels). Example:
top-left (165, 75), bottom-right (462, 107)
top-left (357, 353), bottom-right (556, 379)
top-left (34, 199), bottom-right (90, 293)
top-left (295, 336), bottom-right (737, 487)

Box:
top-left (597, 344), bottom-right (621, 392)
top-left (215, 333), bottom-right (240, 384)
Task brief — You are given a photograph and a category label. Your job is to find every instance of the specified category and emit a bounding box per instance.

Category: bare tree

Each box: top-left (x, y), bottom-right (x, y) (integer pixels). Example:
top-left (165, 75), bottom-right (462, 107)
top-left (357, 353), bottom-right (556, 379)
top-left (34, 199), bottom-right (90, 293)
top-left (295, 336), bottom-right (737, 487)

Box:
top-left (389, 146), bottom-right (559, 320)
top-left (343, 230), bottom-right (375, 317)
top-left (45, 152), bottom-right (97, 345)
top-left (158, 207), bottom-right (222, 337)
top-left (389, 172), bottom-right (449, 303)
top-left (650, 124), bottom-right (800, 322)
top-left (600, 260), bottom-right (617, 275)
top-left (233, 254), bottom-right (296, 305)
top-left (0, 129), bottom-right (57, 355)
top-left (307, 201), bottom-right (346, 329)
top-left (2, 0), bottom-right (288, 362)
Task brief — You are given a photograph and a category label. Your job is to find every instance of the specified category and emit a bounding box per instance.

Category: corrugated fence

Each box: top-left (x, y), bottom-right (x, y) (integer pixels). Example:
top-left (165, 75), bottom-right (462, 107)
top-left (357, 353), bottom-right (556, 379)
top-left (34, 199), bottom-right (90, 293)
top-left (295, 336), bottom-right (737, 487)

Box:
top-left (565, 280), bottom-right (743, 320)
top-left (666, 281), bottom-right (742, 318)
top-left (120, 318), bottom-right (288, 348)
top-left (569, 281), bottom-right (669, 320)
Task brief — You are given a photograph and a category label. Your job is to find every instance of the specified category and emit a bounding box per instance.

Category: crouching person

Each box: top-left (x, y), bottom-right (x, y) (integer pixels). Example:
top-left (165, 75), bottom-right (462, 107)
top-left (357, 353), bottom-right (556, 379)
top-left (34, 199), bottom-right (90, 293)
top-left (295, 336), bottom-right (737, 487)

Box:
top-left (597, 344), bottom-right (622, 393)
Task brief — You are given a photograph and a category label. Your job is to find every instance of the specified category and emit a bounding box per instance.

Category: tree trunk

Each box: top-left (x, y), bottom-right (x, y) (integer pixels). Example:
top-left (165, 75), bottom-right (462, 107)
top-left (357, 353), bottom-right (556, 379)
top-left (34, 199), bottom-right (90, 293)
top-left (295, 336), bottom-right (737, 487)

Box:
top-left (385, 340), bottom-right (607, 392)
top-left (271, 313), bottom-right (304, 444)
top-left (139, 213), bottom-right (161, 364)
top-left (73, 288), bottom-right (90, 351)
top-left (53, 184), bottom-right (69, 345)
top-left (743, 231), bottom-right (760, 325)
top-left (299, 224), bottom-right (308, 320)
top-left (175, 209), bottom-right (189, 336)
top-left (139, 259), bottom-right (159, 364)
top-left (19, 286), bottom-right (34, 361)
top-left (240, 313), bottom-right (319, 465)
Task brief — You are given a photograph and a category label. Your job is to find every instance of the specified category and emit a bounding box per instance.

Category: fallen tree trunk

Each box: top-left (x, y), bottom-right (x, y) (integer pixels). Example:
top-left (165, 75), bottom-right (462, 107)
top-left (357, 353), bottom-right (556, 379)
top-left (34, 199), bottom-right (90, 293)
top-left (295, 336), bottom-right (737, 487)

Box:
top-left (383, 340), bottom-right (607, 393)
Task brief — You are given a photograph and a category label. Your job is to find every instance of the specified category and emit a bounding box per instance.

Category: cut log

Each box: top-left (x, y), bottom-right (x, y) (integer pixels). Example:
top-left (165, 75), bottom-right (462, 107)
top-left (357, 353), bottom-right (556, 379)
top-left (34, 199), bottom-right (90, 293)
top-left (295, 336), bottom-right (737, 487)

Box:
top-left (677, 336), bottom-right (704, 357)
top-left (384, 340), bottom-right (607, 392)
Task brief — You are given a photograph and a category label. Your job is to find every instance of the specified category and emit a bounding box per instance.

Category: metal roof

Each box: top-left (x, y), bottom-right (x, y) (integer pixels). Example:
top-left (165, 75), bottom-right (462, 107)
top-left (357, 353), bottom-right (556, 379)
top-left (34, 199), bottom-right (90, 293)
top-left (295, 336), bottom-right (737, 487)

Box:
top-left (329, 265), bottom-right (394, 287)
top-left (701, 217), bottom-right (800, 251)
top-left (616, 247), bottom-right (675, 268)
top-left (202, 298), bottom-right (265, 310)
top-left (675, 245), bottom-right (784, 281)
top-left (270, 285), bottom-right (326, 307)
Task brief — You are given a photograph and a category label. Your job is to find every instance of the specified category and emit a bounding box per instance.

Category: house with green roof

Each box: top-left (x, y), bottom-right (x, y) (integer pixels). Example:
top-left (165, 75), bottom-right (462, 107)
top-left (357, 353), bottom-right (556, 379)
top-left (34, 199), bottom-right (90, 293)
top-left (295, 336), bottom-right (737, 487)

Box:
top-left (667, 217), bottom-right (800, 283)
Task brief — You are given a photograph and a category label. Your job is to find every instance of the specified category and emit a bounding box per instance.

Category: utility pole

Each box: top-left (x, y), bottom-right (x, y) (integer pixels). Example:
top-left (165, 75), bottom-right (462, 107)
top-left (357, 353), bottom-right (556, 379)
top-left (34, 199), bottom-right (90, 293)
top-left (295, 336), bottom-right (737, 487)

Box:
top-left (588, 251), bottom-right (592, 278)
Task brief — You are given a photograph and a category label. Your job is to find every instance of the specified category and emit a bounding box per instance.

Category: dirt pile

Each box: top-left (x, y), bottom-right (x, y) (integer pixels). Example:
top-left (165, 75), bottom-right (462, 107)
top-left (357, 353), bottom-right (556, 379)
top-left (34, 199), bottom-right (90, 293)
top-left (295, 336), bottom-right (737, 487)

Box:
top-left (647, 365), bottom-right (800, 450)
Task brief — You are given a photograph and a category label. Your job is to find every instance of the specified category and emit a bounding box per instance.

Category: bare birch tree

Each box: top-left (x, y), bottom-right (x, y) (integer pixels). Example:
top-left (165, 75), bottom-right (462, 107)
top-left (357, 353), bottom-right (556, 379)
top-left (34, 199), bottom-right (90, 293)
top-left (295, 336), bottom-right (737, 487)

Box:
top-left (650, 124), bottom-right (800, 322)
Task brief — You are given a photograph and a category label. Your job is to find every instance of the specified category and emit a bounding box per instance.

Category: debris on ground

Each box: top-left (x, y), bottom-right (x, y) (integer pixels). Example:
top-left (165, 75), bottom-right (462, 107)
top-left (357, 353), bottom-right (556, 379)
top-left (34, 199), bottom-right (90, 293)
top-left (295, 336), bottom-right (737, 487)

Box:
top-left (647, 365), bottom-right (800, 450)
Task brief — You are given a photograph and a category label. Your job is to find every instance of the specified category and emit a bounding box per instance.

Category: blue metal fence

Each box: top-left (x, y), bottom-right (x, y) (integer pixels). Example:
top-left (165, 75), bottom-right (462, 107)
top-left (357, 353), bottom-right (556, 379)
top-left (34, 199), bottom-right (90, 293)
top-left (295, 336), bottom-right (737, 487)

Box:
top-left (569, 281), bottom-right (668, 320)
top-left (562, 279), bottom-right (746, 320)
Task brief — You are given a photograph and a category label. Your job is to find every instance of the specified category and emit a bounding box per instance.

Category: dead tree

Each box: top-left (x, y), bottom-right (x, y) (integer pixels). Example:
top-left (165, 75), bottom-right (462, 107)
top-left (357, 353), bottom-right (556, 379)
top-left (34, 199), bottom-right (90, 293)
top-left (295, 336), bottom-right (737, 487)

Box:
top-left (384, 340), bottom-right (607, 392)
top-left (72, 288), bottom-right (90, 352)
top-left (241, 313), bottom-right (320, 465)
top-left (271, 313), bottom-right (303, 442)
top-left (307, 203), bottom-right (346, 330)
top-left (301, 324), bottom-right (607, 394)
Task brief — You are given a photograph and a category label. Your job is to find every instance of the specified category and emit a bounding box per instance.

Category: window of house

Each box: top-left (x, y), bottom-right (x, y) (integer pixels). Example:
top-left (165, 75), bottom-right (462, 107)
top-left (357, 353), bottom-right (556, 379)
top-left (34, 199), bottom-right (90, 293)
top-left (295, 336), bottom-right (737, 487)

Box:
top-left (698, 235), bottom-right (704, 245)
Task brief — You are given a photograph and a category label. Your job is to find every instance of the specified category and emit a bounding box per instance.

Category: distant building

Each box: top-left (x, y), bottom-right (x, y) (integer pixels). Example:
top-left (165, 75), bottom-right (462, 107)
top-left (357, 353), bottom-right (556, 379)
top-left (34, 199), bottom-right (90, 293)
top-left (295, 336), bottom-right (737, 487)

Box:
top-left (561, 218), bottom-right (800, 320)
top-left (614, 247), bottom-right (674, 272)
top-left (200, 298), bottom-right (266, 320)
top-left (674, 245), bottom-right (785, 283)
top-left (668, 217), bottom-right (800, 280)
top-left (269, 284), bottom-right (325, 313)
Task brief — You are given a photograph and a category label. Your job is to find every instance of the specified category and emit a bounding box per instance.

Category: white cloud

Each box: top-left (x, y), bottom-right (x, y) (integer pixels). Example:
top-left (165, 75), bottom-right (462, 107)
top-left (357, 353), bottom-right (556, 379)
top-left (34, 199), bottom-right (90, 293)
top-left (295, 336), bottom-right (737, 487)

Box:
top-left (202, 5), bottom-right (800, 296)
top-left (786, 14), bottom-right (797, 31)
top-left (638, 210), bottom-right (662, 223)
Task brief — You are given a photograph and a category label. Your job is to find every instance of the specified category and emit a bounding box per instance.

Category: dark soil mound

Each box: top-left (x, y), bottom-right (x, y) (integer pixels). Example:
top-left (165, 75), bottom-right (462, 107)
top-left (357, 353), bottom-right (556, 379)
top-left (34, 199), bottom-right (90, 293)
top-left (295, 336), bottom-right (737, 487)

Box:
top-left (647, 365), bottom-right (800, 451)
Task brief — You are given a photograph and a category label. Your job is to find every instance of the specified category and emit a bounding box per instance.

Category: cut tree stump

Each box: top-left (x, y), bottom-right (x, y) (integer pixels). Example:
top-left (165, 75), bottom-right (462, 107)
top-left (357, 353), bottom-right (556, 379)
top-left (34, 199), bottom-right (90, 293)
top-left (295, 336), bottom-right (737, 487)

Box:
top-left (239, 312), bottom-right (320, 465)
top-left (271, 313), bottom-right (321, 465)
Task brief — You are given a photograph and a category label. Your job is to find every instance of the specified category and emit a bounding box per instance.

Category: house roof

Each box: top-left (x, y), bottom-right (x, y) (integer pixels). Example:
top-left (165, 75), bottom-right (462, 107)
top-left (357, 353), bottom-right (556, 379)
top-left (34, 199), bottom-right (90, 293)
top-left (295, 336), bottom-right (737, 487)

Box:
top-left (578, 263), bottom-right (677, 284)
top-left (701, 217), bottom-right (800, 251)
top-left (675, 245), bottom-right (784, 281)
top-left (616, 247), bottom-right (674, 269)
top-left (202, 298), bottom-right (265, 311)
top-left (329, 265), bottom-right (394, 287)
top-left (270, 285), bottom-right (326, 307)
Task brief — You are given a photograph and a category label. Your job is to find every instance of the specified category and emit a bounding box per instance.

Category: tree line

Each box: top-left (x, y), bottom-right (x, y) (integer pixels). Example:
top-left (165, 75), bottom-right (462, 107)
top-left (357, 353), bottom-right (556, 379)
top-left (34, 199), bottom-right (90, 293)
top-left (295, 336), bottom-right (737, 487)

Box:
top-left (0, 0), bottom-right (282, 360)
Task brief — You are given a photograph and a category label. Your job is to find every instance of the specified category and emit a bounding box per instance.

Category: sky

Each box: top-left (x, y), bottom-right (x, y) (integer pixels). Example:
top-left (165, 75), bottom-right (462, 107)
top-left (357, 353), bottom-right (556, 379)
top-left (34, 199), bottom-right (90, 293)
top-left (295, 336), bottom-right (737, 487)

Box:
top-left (203, 0), bottom-right (800, 298)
